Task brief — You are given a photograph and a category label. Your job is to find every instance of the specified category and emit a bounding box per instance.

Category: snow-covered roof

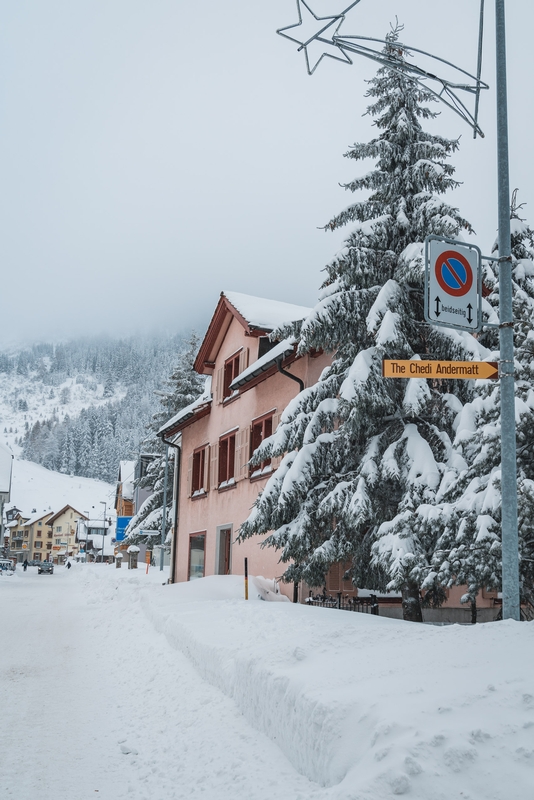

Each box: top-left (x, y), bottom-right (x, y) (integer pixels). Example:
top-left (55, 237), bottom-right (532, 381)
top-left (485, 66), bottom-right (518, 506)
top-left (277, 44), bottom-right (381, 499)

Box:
top-left (158, 376), bottom-right (212, 436)
top-left (46, 505), bottom-right (87, 525)
top-left (83, 533), bottom-right (115, 556)
top-left (84, 519), bottom-right (111, 528)
top-left (23, 511), bottom-right (53, 527)
top-left (6, 520), bottom-right (19, 528)
top-left (230, 337), bottom-right (297, 390)
top-left (224, 291), bottom-right (311, 331)
top-left (118, 460), bottom-right (136, 501)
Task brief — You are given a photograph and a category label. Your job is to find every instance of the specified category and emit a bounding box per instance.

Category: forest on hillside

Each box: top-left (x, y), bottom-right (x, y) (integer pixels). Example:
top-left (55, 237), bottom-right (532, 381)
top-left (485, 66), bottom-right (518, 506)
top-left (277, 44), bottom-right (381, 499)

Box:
top-left (0, 335), bottom-right (191, 483)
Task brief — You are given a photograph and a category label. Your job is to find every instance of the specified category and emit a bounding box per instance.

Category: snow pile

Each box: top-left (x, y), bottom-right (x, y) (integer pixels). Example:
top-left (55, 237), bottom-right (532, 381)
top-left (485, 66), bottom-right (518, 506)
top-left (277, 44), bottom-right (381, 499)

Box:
top-left (134, 574), bottom-right (534, 799)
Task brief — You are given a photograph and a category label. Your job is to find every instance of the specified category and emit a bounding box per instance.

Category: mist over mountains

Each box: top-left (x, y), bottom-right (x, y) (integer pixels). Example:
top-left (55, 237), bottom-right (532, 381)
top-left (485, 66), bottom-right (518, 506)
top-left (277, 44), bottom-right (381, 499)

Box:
top-left (0, 334), bottom-right (187, 483)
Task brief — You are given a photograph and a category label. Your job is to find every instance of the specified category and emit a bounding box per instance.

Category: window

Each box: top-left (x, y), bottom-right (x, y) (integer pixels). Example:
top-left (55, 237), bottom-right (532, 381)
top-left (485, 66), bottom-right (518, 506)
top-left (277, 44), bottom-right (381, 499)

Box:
top-left (37, 531), bottom-right (42, 538)
top-left (218, 432), bottom-right (236, 488)
top-left (38, 521), bottom-right (42, 526)
top-left (56, 526), bottom-right (62, 533)
top-left (258, 336), bottom-right (277, 359)
top-left (326, 561), bottom-right (355, 594)
top-left (188, 533), bottom-right (206, 580)
top-left (250, 414), bottom-right (273, 476)
top-left (189, 446), bottom-right (209, 497)
top-left (214, 348), bottom-right (249, 403)
top-left (47, 532), bottom-right (53, 539)
top-left (223, 353), bottom-right (240, 399)
top-left (33, 553), bottom-right (42, 562)
top-left (47, 543), bottom-right (52, 550)
top-left (56, 539), bottom-right (61, 545)
top-left (34, 541), bottom-right (42, 549)
top-left (24, 531), bottom-right (29, 538)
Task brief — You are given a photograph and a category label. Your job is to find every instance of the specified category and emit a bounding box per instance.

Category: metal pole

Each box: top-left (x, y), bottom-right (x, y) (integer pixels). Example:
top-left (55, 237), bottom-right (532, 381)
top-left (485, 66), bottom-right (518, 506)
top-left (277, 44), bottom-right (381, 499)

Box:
top-left (244, 557), bottom-right (248, 600)
top-left (160, 445), bottom-right (169, 571)
top-left (0, 499), bottom-right (4, 557)
top-left (100, 501), bottom-right (107, 565)
top-left (495, 0), bottom-right (520, 620)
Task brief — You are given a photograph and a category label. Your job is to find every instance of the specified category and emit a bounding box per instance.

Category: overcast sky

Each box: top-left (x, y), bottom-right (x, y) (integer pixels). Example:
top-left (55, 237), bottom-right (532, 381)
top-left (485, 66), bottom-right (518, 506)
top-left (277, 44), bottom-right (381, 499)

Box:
top-left (1, 0), bottom-right (533, 347)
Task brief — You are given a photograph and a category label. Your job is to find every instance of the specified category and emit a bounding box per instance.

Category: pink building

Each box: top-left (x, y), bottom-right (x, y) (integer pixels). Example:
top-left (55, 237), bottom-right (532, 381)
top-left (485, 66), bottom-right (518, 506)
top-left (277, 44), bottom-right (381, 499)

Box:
top-left (159, 291), bottom-right (330, 599)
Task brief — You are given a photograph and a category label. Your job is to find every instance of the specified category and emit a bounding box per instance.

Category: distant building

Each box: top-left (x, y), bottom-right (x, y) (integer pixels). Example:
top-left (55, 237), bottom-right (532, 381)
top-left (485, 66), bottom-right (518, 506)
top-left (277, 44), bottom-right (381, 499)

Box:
top-left (115, 460), bottom-right (136, 543)
top-left (46, 505), bottom-right (87, 564)
top-left (25, 511), bottom-right (54, 562)
top-left (76, 516), bottom-right (114, 562)
top-left (133, 454), bottom-right (157, 514)
top-left (5, 511), bottom-right (30, 563)
top-left (0, 445), bottom-right (13, 555)
top-left (115, 461), bottom-right (136, 517)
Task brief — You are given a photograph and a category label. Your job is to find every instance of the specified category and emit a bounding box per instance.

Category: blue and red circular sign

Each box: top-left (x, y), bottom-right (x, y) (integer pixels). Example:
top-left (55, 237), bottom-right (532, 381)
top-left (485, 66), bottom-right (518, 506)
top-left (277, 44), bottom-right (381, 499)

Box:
top-left (434, 250), bottom-right (473, 297)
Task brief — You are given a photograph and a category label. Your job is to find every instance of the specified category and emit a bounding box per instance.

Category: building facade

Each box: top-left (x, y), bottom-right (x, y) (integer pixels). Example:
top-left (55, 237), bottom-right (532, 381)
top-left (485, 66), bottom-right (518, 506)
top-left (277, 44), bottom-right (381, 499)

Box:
top-left (160, 291), bottom-right (329, 598)
top-left (46, 506), bottom-right (87, 563)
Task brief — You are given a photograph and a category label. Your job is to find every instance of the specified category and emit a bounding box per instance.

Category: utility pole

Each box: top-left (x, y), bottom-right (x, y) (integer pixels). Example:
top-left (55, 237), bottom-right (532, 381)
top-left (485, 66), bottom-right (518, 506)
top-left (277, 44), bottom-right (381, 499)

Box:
top-left (495, 0), bottom-right (520, 620)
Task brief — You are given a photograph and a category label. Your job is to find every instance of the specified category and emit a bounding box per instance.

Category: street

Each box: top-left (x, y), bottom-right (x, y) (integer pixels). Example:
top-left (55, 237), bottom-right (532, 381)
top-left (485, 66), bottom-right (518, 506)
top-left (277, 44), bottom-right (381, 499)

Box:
top-left (0, 565), bottom-right (316, 800)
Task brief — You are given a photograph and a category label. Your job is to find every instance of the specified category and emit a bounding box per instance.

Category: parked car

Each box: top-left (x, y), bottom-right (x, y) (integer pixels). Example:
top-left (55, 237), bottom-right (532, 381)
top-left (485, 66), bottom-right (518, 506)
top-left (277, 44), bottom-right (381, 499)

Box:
top-left (38, 562), bottom-right (54, 574)
top-left (0, 558), bottom-right (15, 575)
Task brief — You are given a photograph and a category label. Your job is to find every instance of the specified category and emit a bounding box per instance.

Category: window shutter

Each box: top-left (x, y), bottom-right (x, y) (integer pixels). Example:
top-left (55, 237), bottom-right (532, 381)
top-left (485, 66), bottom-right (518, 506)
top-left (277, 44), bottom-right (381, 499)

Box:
top-left (234, 430), bottom-right (243, 481)
top-left (341, 562), bottom-right (353, 592)
top-left (238, 347), bottom-right (249, 375)
top-left (238, 426), bottom-right (251, 479)
top-left (186, 454), bottom-right (193, 498)
top-left (214, 367), bottom-right (224, 404)
top-left (203, 446), bottom-right (211, 491)
top-left (271, 411), bottom-right (283, 470)
top-left (327, 563), bottom-right (341, 593)
top-left (210, 444), bottom-right (219, 491)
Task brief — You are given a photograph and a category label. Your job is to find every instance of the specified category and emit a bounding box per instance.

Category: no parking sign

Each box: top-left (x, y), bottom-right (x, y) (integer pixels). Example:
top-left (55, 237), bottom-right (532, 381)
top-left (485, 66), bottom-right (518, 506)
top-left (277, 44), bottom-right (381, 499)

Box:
top-left (424, 236), bottom-right (482, 332)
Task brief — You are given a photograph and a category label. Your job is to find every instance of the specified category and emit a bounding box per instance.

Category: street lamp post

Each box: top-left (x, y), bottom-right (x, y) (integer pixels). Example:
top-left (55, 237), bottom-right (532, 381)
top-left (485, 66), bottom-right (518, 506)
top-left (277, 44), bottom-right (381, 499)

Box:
top-left (100, 501), bottom-right (107, 564)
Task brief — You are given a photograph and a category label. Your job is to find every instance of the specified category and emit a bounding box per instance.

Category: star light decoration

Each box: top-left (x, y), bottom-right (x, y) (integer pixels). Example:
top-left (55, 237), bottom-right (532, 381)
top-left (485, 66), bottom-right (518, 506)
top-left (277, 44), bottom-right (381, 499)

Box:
top-left (277, 0), bottom-right (362, 74)
top-left (277, 0), bottom-right (488, 137)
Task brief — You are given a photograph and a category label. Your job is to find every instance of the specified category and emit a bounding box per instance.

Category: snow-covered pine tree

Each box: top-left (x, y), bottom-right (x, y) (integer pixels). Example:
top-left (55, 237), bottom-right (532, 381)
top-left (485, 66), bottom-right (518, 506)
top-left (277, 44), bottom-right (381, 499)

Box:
top-left (432, 192), bottom-right (534, 617)
top-left (239, 25), bottom-right (483, 621)
top-left (125, 333), bottom-right (205, 545)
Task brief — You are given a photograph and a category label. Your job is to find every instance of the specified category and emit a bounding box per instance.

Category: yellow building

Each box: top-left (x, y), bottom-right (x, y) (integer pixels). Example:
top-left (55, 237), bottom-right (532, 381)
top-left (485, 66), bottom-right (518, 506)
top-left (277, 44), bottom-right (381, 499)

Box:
top-left (46, 506), bottom-right (88, 563)
top-left (25, 511), bottom-right (54, 561)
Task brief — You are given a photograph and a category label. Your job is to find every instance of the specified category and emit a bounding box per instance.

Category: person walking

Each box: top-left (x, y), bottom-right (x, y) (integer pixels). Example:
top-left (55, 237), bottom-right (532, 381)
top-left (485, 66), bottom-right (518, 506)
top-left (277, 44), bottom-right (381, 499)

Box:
top-left (23, 558), bottom-right (28, 572)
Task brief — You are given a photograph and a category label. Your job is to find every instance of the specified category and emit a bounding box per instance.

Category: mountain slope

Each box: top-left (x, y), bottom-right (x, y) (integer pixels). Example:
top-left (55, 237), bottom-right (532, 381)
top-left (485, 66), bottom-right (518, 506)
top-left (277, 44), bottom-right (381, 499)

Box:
top-left (8, 458), bottom-right (114, 518)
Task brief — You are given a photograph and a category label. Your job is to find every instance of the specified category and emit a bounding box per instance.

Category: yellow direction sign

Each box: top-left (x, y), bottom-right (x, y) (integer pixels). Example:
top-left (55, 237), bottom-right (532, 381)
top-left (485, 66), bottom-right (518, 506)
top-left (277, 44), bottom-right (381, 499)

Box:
top-left (382, 360), bottom-right (499, 380)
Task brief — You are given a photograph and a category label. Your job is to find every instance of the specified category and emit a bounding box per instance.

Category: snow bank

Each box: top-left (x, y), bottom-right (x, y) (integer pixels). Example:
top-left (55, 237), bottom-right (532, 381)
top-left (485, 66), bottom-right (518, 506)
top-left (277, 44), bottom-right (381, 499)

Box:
top-left (110, 573), bottom-right (534, 799)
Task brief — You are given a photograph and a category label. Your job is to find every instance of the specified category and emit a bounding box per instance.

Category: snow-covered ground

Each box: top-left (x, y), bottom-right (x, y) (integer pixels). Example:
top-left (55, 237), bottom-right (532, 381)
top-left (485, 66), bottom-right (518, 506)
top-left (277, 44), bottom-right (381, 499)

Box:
top-left (8, 458), bottom-right (115, 516)
top-left (1, 566), bottom-right (532, 800)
